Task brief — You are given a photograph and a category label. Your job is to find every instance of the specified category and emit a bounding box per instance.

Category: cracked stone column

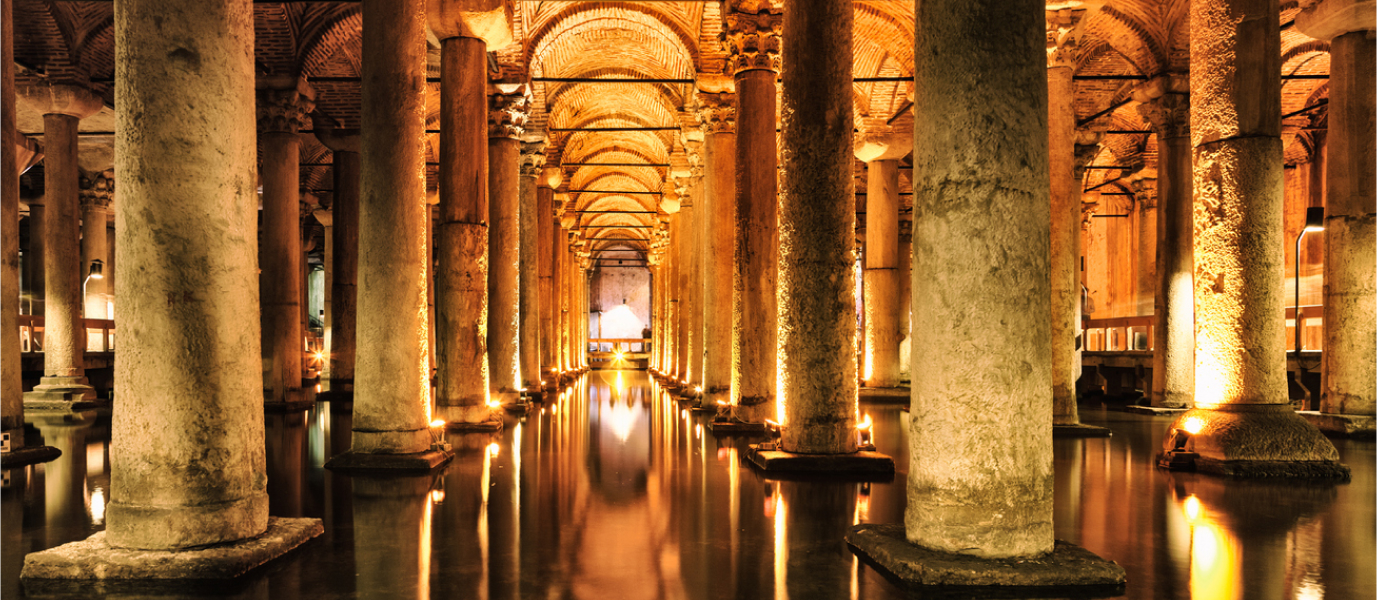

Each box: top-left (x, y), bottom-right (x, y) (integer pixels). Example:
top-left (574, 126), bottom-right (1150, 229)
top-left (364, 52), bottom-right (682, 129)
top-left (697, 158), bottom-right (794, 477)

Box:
top-left (315, 123), bottom-right (360, 397)
top-left (486, 85), bottom-right (530, 406)
top-left (1166, 0), bottom-right (1345, 476)
top-left (856, 132), bottom-right (909, 390)
top-left (910, 0), bottom-right (1054, 556)
top-left (685, 159), bottom-right (705, 385)
top-left (518, 142), bottom-right (544, 392)
top-left (724, 6), bottom-right (780, 423)
top-left (1136, 88), bottom-right (1195, 410)
top-left (698, 92), bottom-right (736, 406)
top-left (432, 1), bottom-right (513, 426)
top-left (257, 83), bottom-right (313, 406)
top-left (536, 167), bottom-right (559, 381)
top-left (1296, 0), bottom-right (1376, 424)
top-left (18, 83), bottom-right (102, 405)
top-left (79, 171), bottom-right (112, 319)
top-left (777, 0), bottom-right (858, 453)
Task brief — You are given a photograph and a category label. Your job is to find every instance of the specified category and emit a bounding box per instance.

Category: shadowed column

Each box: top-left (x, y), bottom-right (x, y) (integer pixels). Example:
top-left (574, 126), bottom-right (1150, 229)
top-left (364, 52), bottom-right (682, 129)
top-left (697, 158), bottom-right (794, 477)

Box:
top-left (518, 142), bottom-right (545, 393)
top-left (486, 85), bottom-right (531, 407)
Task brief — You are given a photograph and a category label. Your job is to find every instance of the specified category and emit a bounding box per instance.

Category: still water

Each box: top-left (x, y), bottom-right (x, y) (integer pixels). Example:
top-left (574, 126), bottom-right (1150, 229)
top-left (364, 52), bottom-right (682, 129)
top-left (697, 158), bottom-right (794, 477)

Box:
top-left (3, 370), bottom-right (1373, 599)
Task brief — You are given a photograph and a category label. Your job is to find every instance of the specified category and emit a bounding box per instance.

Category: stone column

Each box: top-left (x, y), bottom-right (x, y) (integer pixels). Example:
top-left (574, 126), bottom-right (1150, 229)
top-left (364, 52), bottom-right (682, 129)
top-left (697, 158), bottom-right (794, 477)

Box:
top-left (698, 92), bottom-right (736, 406)
top-left (898, 219), bottom-right (912, 379)
top-left (724, 7), bottom-right (780, 424)
top-left (1137, 88), bottom-right (1193, 409)
top-left (776, 0), bottom-right (858, 453)
top-left (432, 4), bottom-right (513, 427)
top-left (1133, 181), bottom-right (1157, 318)
top-left (23, 198), bottom-right (43, 316)
top-left (685, 161), bottom-right (706, 385)
top-left (855, 135), bottom-right (908, 389)
top-left (105, 0), bottom-right (274, 550)
top-left (314, 124), bottom-right (359, 396)
top-left (330, 0), bottom-right (446, 466)
top-left (1295, 0), bottom-right (1376, 423)
top-left (18, 83), bottom-right (102, 404)
top-left (486, 85), bottom-right (530, 406)
top-left (536, 172), bottom-right (558, 381)
top-left (78, 171), bottom-right (112, 319)
top-left (909, 0), bottom-right (1054, 557)
top-left (666, 214), bottom-right (680, 378)
top-left (1166, 0), bottom-right (1344, 476)
top-left (257, 84), bottom-right (313, 406)
top-left (518, 143), bottom-right (544, 392)
top-left (1048, 57), bottom-right (1081, 423)
top-left (674, 186), bottom-right (693, 383)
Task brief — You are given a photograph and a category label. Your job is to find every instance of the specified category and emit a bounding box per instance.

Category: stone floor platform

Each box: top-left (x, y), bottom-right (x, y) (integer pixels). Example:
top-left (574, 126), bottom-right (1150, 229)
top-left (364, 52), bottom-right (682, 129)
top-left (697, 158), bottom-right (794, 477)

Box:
top-left (859, 387), bottom-right (910, 404)
top-left (324, 448), bottom-right (453, 473)
top-left (1157, 407), bottom-right (1351, 480)
top-left (847, 523), bottom-right (1127, 593)
top-left (1297, 411), bottom-right (1376, 440)
top-left (1123, 405), bottom-right (1186, 416)
top-left (1, 445), bottom-right (62, 470)
top-left (746, 444), bottom-right (894, 477)
top-left (1053, 423), bottom-right (1113, 438)
top-left (20, 517), bottom-right (323, 581)
top-left (447, 419), bottom-right (504, 433)
top-left (707, 420), bottom-right (768, 435)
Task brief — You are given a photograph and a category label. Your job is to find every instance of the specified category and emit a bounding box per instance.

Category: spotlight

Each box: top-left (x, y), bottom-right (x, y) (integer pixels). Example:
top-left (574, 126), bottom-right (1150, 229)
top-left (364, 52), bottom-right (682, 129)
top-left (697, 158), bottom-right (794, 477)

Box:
top-left (856, 413), bottom-right (875, 451)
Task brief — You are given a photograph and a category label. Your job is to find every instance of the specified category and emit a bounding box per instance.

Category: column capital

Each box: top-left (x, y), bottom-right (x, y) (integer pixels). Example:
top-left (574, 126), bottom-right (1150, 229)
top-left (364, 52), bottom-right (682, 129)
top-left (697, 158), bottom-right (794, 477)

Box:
top-left (1080, 198), bottom-right (1100, 230)
top-left (78, 170), bottom-right (114, 211)
top-left (488, 83), bottom-right (532, 139)
top-left (854, 129), bottom-right (912, 162)
top-left (1132, 178), bottom-right (1158, 211)
top-left (311, 114), bottom-right (361, 153)
top-left (696, 91), bottom-right (737, 134)
top-left (1072, 140), bottom-right (1102, 180)
top-left (17, 82), bottom-right (103, 120)
top-left (1136, 92), bottom-right (1190, 140)
top-left (428, 0), bottom-right (514, 49)
top-left (1295, 0), bottom-right (1376, 40)
top-left (520, 141), bottom-right (547, 177)
top-left (722, 8), bottom-right (783, 75)
top-left (1045, 7), bottom-right (1089, 69)
top-left (257, 87), bottom-right (315, 135)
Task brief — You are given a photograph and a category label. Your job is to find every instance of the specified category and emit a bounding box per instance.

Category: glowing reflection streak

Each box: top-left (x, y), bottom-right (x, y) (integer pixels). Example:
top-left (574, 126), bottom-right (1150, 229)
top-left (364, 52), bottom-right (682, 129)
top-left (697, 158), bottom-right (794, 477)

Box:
top-left (513, 422), bottom-right (522, 591)
top-left (480, 443), bottom-right (493, 600)
top-left (1182, 494), bottom-right (1240, 600)
top-left (420, 494), bottom-right (433, 599)
top-left (774, 482), bottom-right (789, 600)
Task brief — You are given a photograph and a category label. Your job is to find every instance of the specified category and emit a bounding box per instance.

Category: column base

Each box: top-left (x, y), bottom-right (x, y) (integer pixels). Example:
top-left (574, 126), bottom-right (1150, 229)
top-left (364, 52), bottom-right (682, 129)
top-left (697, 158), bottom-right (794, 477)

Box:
top-left (1297, 411), bottom-right (1376, 440)
top-left (23, 376), bottom-right (97, 411)
top-left (324, 448), bottom-right (453, 472)
top-left (1157, 406), bottom-right (1351, 479)
top-left (1, 428), bottom-right (62, 470)
top-left (20, 517), bottom-right (322, 581)
top-left (1124, 404), bottom-right (1187, 416)
top-left (745, 443), bottom-right (895, 478)
top-left (859, 386), bottom-right (910, 404)
top-left (437, 404), bottom-right (504, 431)
top-left (847, 523), bottom-right (1127, 590)
top-left (1053, 423), bottom-right (1113, 438)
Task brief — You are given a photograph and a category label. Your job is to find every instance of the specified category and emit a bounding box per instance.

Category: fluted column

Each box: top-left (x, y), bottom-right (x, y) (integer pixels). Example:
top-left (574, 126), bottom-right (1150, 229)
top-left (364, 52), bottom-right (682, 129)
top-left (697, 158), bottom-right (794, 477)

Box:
top-left (257, 84), bottom-right (313, 406)
top-left (698, 92), bottom-right (736, 406)
top-left (518, 142), bottom-right (544, 392)
top-left (725, 6), bottom-right (781, 423)
top-left (78, 171), bottom-right (112, 319)
top-left (486, 85), bottom-right (530, 406)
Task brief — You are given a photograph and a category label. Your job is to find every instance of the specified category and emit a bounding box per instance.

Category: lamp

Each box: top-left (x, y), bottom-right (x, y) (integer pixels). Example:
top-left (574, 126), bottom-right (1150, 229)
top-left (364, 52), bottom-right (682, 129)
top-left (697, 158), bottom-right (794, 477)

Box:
top-left (82, 260), bottom-right (104, 318)
top-left (1293, 207), bottom-right (1324, 357)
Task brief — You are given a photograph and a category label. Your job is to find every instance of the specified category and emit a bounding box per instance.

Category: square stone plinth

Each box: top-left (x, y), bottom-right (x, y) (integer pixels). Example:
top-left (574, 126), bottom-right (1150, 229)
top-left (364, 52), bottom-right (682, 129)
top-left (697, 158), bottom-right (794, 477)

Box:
top-left (859, 387), bottom-right (910, 404)
top-left (324, 449), bottom-right (453, 472)
top-left (1297, 411), bottom-right (1376, 440)
top-left (1053, 423), bottom-right (1113, 438)
top-left (746, 444), bottom-right (895, 477)
top-left (21, 517), bottom-right (323, 581)
top-left (847, 524), bottom-right (1127, 591)
top-left (708, 420), bottom-right (768, 435)
top-left (447, 419), bottom-right (504, 433)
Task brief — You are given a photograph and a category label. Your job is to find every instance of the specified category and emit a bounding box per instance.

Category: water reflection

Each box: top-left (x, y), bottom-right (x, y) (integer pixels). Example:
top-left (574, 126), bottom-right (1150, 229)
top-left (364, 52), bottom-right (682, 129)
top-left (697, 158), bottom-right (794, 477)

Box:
top-left (0, 378), bottom-right (1372, 600)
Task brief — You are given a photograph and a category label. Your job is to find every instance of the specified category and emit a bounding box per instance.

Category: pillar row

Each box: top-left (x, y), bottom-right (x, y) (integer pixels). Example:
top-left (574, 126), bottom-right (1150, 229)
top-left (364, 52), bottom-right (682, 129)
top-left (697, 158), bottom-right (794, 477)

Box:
top-left (698, 92), bottom-right (736, 405)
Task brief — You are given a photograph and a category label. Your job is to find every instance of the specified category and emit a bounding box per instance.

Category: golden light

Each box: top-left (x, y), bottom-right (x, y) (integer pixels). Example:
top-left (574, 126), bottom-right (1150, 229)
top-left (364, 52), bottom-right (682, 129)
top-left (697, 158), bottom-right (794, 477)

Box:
top-left (1183, 416), bottom-right (1204, 435)
top-left (487, 442), bottom-right (500, 457)
top-left (857, 413), bottom-right (873, 431)
top-left (313, 350), bottom-right (325, 363)
top-left (486, 396), bottom-right (502, 409)
top-left (1183, 494), bottom-right (1201, 523)
top-left (429, 489), bottom-right (446, 504)
top-left (694, 385), bottom-right (703, 394)
top-left (430, 419), bottom-right (445, 429)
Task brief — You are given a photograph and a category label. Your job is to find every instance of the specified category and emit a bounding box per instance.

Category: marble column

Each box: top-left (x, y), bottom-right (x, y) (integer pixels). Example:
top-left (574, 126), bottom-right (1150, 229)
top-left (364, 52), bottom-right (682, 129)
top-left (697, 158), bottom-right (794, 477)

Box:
top-left (258, 84), bottom-right (313, 405)
top-left (1296, 0), bottom-right (1376, 421)
top-left (910, 0), bottom-right (1054, 556)
top-left (536, 173), bottom-right (558, 381)
top-left (674, 187), bottom-right (693, 383)
top-left (1166, 0), bottom-right (1344, 476)
top-left (78, 171), bottom-right (112, 319)
top-left (19, 83), bottom-right (101, 404)
top-left (724, 7), bottom-right (780, 424)
top-left (105, 0), bottom-right (271, 549)
top-left (1133, 182), bottom-right (1157, 318)
top-left (23, 198), bottom-right (43, 317)
top-left (685, 162), bottom-right (705, 385)
top-left (486, 86), bottom-right (530, 406)
top-left (698, 92), bottom-right (736, 406)
top-left (777, 0), bottom-right (858, 453)
top-left (855, 148), bottom-right (904, 389)
top-left (315, 125), bottom-right (360, 396)
top-left (335, 0), bottom-right (444, 463)
top-left (666, 214), bottom-right (680, 378)
top-left (1048, 60), bottom-right (1081, 422)
top-left (518, 143), bottom-right (544, 392)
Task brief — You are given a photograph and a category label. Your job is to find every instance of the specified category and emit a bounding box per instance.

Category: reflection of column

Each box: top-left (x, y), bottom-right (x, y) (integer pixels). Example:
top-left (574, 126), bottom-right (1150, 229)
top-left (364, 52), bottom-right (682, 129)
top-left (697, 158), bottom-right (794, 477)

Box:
top-left (777, 0), bottom-right (857, 453)
top-left (781, 480), bottom-right (855, 598)
top-left (518, 143), bottom-right (545, 392)
top-left (316, 126), bottom-right (361, 396)
top-left (698, 92), bottom-right (736, 406)
top-left (266, 412), bottom-right (307, 518)
top-left (910, 0), bottom-right (1054, 557)
top-left (258, 85), bottom-right (313, 405)
top-left (486, 86), bottom-right (530, 405)
top-left (1295, 1), bottom-right (1376, 420)
top-left (1139, 90), bottom-right (1193, 409)
top-left (31, 412), bottom-right (92, 546)
top-left (352, 476), bottom-right (432, 600)
top-left (78, 171), bottom-right (112, 318)
top-left (725, 7), bottom-right (780, 423)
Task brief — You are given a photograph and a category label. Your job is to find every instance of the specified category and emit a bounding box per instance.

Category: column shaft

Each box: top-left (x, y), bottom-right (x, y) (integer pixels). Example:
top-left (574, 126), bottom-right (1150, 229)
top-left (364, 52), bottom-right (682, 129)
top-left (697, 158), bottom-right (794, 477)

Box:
top-left (107, 0), bottom-right (267, 548)
top-left (41, 113), bottom-right (84, 380)
top-left (863, 159), bottom-right (900, 388)
top-left (259, 129), bottom-right (303, 403)
top-left (702, 128), bottom-right (736, 404)
top-left (777, 0), bottom-right (857, 453)
top-left (689, 178), bottom-right (705, 385)
top-left (1147, 112), bottom-right (1193, 408)
top-left (517, 152), bottom-right (541, 390)
top-left (731, 68), bottom-right (777, 423)
top-left (1135, 194), bottom-right (1156, 317)
top-left (537, 186), bottom-right (555, 378)
top-left (675, 202), bottom-right (692, 381)
top-left (331, 149), bottom-right (360, 390)
top-left (2, 0), bottom-right (19, 433)
top-left (80, 195), bottom-right (109, 319)
top-left (488, 136), bottom-right (520, 402)
top-left (23, 203), bottom-right (43, 316)
top-left (1048, 65), bottom-right (1079, 422)
top-left (909, 0), bottom-right (1054, 558)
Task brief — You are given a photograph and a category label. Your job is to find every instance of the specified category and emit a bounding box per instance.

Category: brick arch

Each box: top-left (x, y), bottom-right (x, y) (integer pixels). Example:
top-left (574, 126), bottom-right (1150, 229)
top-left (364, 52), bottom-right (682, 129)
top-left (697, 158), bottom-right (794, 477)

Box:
top-left (527, 3), bottom-right (698, 76)
top-left (1081, 5), bottom-right (1167, 77)
top-left (299, 9), bottom-right (363, 79)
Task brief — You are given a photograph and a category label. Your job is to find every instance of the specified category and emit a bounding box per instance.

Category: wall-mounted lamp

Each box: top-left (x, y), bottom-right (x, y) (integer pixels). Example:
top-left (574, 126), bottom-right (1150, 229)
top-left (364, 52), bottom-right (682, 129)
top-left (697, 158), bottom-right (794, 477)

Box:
top-left (1294, 207), bottom-right (1325, 357)
top-left (82, 260), bottom-right (105, 318)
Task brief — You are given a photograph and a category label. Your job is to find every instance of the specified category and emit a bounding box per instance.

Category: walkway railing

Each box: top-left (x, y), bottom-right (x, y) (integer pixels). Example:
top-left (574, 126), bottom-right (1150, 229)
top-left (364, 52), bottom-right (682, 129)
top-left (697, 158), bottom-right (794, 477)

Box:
top-left (589, 338), bottom-right (651, 354)
top-left (1084, 306), bottom-right (1323, 353)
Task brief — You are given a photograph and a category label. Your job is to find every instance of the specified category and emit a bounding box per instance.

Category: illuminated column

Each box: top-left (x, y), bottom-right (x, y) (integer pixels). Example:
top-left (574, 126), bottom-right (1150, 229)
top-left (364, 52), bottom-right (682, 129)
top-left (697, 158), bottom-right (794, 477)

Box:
top-left (898, 219), bottom-right (912, 379)
top-left (725, 6), bottom-right (780, 423)
top-left (18, 83), bottom-right (101, 405)
top-left (78, 171), bottom-right (112, 319)
top-left (1047, 53), bottom-right (1081, 423)
top-left (518, 143), bottom-right (544, 392)
top-left (315, 125), bottom-right (360, 397)
top-left (486, 85), bottom-right (530, 406)
top-left (855, 132), bottom-right (908, 389)
top-left (685, 158), bottom-right (706, 385)
top-left (674, 179), bottom-right (694, 383)
top-left (698, 92), bottom-right (736, 406)
top-left (1296, 0), bottom-right (1376, 423)
top-left (553, 223), bottom-right (566, 374)
top-left (1133, 181), bottom-right (1156, 318)
top-left (776, 0), bottom-right (858, 453)
top-left (536, 169), bottom-right (558, 381)
top-left (665, 213), bottom-right (680, 377)
top-left (432, 3), bottom-right (512, 427)
top-left (1167, 0), bottom-right (1345, 476)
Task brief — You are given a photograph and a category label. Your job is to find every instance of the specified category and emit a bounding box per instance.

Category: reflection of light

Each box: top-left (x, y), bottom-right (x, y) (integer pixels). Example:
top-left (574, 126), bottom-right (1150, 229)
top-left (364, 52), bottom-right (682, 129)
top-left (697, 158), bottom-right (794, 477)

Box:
top-left (430, 489), bottom-right (446, 504)
top-left (1182, 493), bottom-right (1240, 600)
top-left (1296, 582), bottom-right (1325, 600)
top-left (1184, 495), bottom-right (1201, 522)
top-left (421, 492), bottom-right (433, 598)
top-left (610, 401), bottom-right (637, 442)
top-left (430, 419), bottom-right (445, 429)
top-left (615, 371), bottom-right (624, 393)
top-left (488, 443), bottom-right (501, 457)
top-left (695, 424), bottom-right (702, 439)
top-left (773, 483), bottom-right (788, 600)
top-left (89, 487), bottom-right (106, 525)
top-left (1183, 416), bottom-right (1204, 435)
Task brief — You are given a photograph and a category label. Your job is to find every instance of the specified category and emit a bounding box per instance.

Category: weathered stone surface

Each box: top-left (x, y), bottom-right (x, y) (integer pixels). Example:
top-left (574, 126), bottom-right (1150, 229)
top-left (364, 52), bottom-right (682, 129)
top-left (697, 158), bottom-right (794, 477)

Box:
top-left (730, 67), bottom-right (777, 426)
top-left (1052, 423), bottom-right (1113, 438)
top-left (1161, 406), bottom-right (1350, 479)
top-left (858, 386), bottom-right (910, 404)
top-left (488, 136), bottom-right (522, 405)
top-left (325, 448), bottom-right (453, 472)
top-left (1298, 410), bottom-right (1377, 440)
top-left (21, 517), bottom-right (322, 580)
top-left (0, 445), bottom-right (62, 470)
top-left (847, 524), bottom-right (1127, 588)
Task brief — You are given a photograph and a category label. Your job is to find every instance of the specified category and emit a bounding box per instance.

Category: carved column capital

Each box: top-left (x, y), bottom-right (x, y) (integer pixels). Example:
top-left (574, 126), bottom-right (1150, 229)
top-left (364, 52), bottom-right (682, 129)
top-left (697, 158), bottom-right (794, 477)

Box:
top-left (722, 9), bottom-right (783, 75)
top-left (1137, 93), bottom-right (1190, 140)
top-left (521, 141), bottom-right (547, 177)
top-left (1132, 179), bottom-right (1158, 211)
top-left (696, 92), bottom-right (737, 134)
top-left (1081, 199), bottom-right (1100, 230)
top-left (257, 88), bottom-right (315, 134)
top-left (79, 170), bottom-right (114, 211)
top-left (488, 84), bottom-right (532, 139)
top-left (1072, 141), bottom-right (1102, 181)
top-left (1045, 8), bottom-right (1088, 69)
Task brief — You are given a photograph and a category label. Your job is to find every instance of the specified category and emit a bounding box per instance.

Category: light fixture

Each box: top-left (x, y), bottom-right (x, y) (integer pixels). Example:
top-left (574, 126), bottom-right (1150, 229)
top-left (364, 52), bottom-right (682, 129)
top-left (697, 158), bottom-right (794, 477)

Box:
top-left (856, 413), bottom-right (875, 451)
top-left (1294, 206), bottom-right (1324, 357)
top-left (1159, 416), bottom-right (1202, 470)
top-left (81, 260), bottom-right (104, 317)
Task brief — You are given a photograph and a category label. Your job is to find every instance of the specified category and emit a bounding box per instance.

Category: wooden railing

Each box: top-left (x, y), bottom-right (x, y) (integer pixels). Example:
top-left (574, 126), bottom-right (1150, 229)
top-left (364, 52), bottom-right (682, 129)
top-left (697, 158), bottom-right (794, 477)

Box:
top-left (589, 338), bottom-right (651, 353)
top-left (18, 315), bottom-right (115, 354)
top-left (1084, 305), bottom-right (1323, 353)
